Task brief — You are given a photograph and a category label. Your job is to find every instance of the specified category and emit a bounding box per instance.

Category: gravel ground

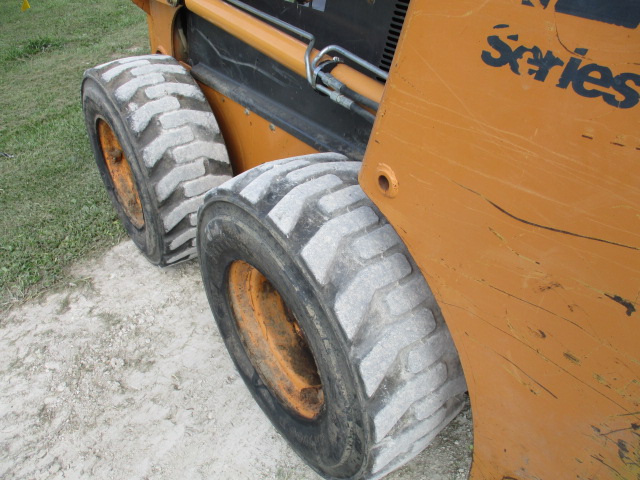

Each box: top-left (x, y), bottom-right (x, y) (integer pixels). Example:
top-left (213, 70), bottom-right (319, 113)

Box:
top-left (0, 240), bottom-right (473, 480)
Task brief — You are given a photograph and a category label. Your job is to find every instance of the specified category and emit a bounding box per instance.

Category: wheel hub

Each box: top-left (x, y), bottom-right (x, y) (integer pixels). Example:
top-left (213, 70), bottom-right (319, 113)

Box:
top-left (227, 260), bottom-right (324, 420)
top-left (97, 119), bottom-right (144, 229)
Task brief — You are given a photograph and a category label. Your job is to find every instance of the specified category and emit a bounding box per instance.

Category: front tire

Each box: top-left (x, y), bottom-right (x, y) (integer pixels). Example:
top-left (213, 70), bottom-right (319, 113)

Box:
top-left (198, 154), bottom-right (467, 479)
top-left (82, 55), bottom-right (232, 266)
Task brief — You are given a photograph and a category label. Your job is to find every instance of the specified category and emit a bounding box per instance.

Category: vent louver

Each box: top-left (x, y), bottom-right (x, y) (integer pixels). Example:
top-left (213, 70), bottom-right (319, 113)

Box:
top-left (379, 0), bottom-right (410, 73)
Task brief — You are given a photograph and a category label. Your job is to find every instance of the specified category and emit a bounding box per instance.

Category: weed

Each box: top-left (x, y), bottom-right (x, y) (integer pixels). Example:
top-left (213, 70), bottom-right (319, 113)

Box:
top-left (5, 36), bottom-right (63, 61)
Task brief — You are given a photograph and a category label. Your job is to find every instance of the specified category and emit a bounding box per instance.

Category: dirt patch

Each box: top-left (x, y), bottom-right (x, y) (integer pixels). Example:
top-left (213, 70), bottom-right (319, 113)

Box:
top-left (0, 241), bottom-right (472, 479)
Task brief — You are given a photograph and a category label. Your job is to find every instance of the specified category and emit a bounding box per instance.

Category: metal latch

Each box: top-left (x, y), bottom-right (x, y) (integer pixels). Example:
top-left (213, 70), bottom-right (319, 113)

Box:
top-left (223, 0), bottom-right (388, 123)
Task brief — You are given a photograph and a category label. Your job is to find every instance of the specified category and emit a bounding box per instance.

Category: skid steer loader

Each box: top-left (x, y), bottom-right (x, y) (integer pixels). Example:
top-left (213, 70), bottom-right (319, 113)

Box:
top-left (81, 0), bottom-right (640, 479)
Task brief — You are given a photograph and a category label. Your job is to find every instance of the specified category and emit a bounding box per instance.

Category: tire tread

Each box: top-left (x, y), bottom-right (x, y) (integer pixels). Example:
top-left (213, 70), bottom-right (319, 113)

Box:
top-left (84, 55), bottom-right (231, 265)
top-left (209, 156), bottom-right (466, 478)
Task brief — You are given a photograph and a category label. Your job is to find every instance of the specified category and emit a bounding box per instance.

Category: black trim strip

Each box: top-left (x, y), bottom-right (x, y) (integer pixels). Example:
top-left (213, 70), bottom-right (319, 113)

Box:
top-left (555, 0), bottom-right (640, 29)
top-left (191, 63), bottom-right (366, 160)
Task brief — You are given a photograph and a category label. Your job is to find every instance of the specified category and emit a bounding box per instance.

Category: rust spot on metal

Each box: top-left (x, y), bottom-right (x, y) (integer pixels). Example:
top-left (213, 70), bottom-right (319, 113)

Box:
top-left (97, 120), bottom-right (144, 229)
top-left (581, 127), bottom-right (595, 140)
top-left (617, 439), bottom-right (629, 456)
top-left (605, 293), bottom-right (637, 316)
top-left (227, 260), bottom-right (324, 420)
top-left (528, 327), bottom-right (547, 339)
top-left (594, 374), bottom-right (610, 387)
top-left (590, 422), bottom-right (640, 474)
top-left (563, 352), bottom-right (581, 365)
top-left (538, 282), bottom-right (562, 292)
top-left (611, 135), bottom-right (627, 147)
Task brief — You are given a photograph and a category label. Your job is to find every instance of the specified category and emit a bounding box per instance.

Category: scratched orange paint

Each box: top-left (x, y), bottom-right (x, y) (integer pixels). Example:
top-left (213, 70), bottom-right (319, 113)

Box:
top-left (138, 0), bottom-right (639, 477)
top-left (360, 1), bottom-right (639, 478)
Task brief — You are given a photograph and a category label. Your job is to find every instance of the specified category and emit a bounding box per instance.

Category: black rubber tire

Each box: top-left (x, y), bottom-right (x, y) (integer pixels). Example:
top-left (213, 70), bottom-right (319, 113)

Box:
top-left (82, 54), bottom-right (232, 266)
top-left (197, 154), bottom-right (467, 479)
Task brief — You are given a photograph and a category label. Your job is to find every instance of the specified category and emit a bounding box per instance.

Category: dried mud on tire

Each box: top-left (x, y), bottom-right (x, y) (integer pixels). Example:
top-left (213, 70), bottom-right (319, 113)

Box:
top-left (0, 241), bottom-right (472, 480)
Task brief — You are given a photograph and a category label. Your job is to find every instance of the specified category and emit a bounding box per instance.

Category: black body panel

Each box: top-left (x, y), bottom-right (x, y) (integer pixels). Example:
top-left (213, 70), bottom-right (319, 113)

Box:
top-left (188, 13), bottom-right (373, 159)
top-left (237, 0), bottom-right (410, 73)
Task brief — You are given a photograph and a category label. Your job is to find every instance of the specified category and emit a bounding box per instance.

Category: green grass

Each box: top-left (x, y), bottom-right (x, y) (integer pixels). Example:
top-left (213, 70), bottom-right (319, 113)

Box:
top-left (0, 0), bottom-right (150, 309)
top-left (4, 36), bottom-right (64, 61)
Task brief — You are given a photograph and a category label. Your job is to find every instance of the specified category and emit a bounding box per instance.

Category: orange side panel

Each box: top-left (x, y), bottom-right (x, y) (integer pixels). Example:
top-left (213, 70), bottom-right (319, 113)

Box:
top-left (147, 0), bottom-right (178, 55)
top-left (198, 83), bottom-right (317, 174)
top-left (131, 0), bottom-right (150, 15)
top-left (360, 1), bottom-right (639, 479)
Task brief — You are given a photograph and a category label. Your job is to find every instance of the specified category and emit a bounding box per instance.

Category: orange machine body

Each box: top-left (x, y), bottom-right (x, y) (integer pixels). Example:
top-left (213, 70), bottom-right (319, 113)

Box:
top-left (138, 0), bottom-right (639, 478)
top-left (360, 1), bottom-right (639, 479)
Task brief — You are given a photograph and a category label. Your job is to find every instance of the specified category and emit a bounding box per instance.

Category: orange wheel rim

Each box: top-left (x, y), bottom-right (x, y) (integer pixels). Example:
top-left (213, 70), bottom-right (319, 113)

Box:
top-left (97, 119), bottom-right (144, 229)
top-left (228, 260), bottom-right (324, 420)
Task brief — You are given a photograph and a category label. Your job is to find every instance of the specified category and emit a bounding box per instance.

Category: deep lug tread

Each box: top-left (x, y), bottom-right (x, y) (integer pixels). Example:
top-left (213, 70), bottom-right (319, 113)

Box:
top-left (162, 193), bottom-right (207, 232)
top-left (115, 73), bottom-right (165, 102)
top-left (155, 159), bottom-right (206, 203)
top-left (145, 82), bottom-right (205, 101)
top-left (129, 96), bottom-right (180, 133)
top-left (352, 224), bottom-right (402, 261)
top-left (334, 252), bottom-right (412, 340)
top-left (267, 174), bottom-right (343, 236)
top-left (169, 228), bottom-right (197, 251)
top-left (240, 159), bottom-right (312, 204)
top-left (159, 110), bottom-right (218, 130)
top-left (172, 139), bottom-right (226, 165)
top-left (95, 54), bottom-right (167, 72)
top-left (385, 275), bottom-right (432, 316)
top-left (101, 59), bottom-right (151, 82)
top-left (83, 54), bottom-right (231, 266)
top-left (183, 175), bottom-right (224, 198)
top-left (166, 246), bottom-right (197, 264)
top-left (371, 361), bottom-right (449, 441)
top-left (129, 63), bottom-right (186, 77)
top-left (202, 156), bottom-right (466, 478)
top-left (357, 310), bottom-right (437, 397)
top-left (318, 184), bottom-right (367, 216)
top-left (142, 126), bottom-right (194, 168)
top-left (301, 206), bottom-right (379, 286)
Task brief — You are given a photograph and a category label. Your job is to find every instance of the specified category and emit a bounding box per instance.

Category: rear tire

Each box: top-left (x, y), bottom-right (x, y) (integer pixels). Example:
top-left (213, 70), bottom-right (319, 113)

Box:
top-left (198, 154), bottom-right (467, 479)
top-left (82, 55), bottom-right (232, 266)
